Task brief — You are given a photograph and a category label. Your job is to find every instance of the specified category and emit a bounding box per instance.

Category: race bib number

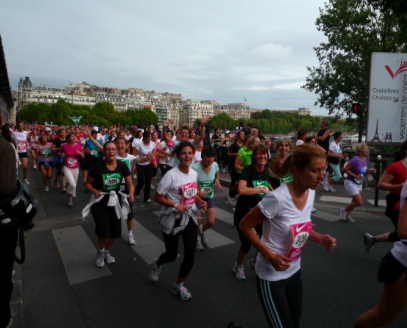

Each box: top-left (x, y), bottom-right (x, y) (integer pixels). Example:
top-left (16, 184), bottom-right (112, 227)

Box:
top-left (18, 141), bottom-right (27, 151)
top-left (103, 173), bottom-right (122, 191)
top-left (67, 157), bottom-right (78, 168)
top-left (285, 221), bottom-right (313, 261)
top-left (179, 182), bottom-right (198, 206)
top-left (31, 141), bottom-right (39, 148)
top-left (199, 182), bottom-right (214, 198)
top-left (279, 175), bottom-right (293, 185)
top-left (253, 180), bottom-right (270, 198)
top-left (41, 148), bottom-right (52, 158)
top-left (90, 149), bottom-right (99, 157)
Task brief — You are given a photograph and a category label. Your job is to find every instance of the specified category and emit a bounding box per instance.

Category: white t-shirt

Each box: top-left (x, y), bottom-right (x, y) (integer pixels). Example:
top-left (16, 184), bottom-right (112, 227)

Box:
top-left (117, 154), bottom-right (137, 191)
top-left (255, 183), bottom-right (315, 281)
top-left (295, 140), bottom-right (304, 147)
top-left (132, 138), bottom-right (142, 150)
top-left (391, 183), bottom-right (407, 267)
top-left (156, 166), bottom-right (198, 208)
top-left (136, 141), bottom-right (156, 166)
top-left (158, 141), bottom-right (170, 165)
top-left (329, 141), bottom-right (342, 155)
top-left (194, 150), bottom-right (202, 164)
top-left (12, 131), bottom-right (29, 153)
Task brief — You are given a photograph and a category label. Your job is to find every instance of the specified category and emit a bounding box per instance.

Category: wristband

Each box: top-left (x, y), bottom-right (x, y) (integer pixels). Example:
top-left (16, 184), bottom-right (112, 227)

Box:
top-left (173, 203), bottom-right (179, 208)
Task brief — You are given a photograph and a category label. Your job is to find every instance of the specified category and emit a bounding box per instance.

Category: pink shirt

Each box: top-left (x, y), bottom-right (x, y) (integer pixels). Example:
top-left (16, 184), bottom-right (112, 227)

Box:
top-left (61, 143), bottom-right (83, 169)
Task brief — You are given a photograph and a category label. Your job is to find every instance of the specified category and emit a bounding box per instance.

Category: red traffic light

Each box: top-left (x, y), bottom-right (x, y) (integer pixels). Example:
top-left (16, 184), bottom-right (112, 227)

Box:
top-left (352, 103), bottom-right (365, 116)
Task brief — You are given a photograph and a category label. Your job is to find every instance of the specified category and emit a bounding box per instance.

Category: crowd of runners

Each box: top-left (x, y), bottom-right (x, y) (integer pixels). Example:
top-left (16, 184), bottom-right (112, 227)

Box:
top-left (2, 116), bottom-right (407, 328)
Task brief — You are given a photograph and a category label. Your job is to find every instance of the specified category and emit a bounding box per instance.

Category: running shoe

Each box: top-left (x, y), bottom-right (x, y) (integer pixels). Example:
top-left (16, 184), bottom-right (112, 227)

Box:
top-left (49, 178), bottom-right (53, 184)
top-left (33, 165), bottom-right (37, 170)
top-left (323, 180), bottom-right (329, 191)
top-left (96, 251), bottom-right (105, 267)
top-left (172, 283), bottom-right (192, 301)
top-left (196, 236), bottom-right (204, 251)
top-left (133, 173), bottom-right (137, 179)
top-left (145, 199), bottom-right (152, 203)
top-left (363, 233), bottom-right (375, 254)
top-left (346, 215), bottom-right (355, 223)
top-left (104, 251), bottom-right (115, 264)
top-left (62, 187), bottom-right (67, 193)
top-left (198, 225), bottom-right (208, 245)
top-left (128, 235), bottom-right (136, 246)
top-left (222, 168), bottom-right (226, 173)
top-left (149, 259), bottom-right (161, 283)
top-left (23, 178), bottom-right (30, 185)
top-left (55, 180), bottom-right (59, 188)
top-left (227, 195), bottom-right (235, 203)
top-left (312, 207), bottom-right (318, 213)
top-left (246, 258), bottom-right (255, 269)
top-left (67, 198), bottom-right (73, 207)
top-left (233, 263), bottom-right (246, 280)
top-left (150, 184), bottom-right (156, 190)
top-left (328, 185), bottom-right (336, 192)
top-left (44, 186), bottom-right (49, 192)
top-left (339, 208), bottom-right (346, 221)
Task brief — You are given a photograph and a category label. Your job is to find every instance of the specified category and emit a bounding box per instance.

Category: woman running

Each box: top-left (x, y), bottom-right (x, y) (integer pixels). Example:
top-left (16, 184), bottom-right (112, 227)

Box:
top-left (83, 141), bottom-right (135, 267)
top-left (235, 136), bottom-right (261, 174)
top-left (227, 130), bottom-right (245, 202)
top-left (233, 144), bottom-right (280, 280)
top-left (324, 131), bottom-right (348, 192)
top-left (36, 135), bottom-right (54, 192)
top-left (340, 143), bottom-right (376, 222)
top-left (220, 131), bottom-right (232, 173)
top-left (52, 128), bottom-right (69, 192)
top-left (269, 137), bottom-right (293, 182)
top-left (354, 181), bottom-right (407, 327)
top-left (29, 128), bottom-right (39, 170)
top-left (364, 141), bottom-right (407, 254)
top-left (194, 139), bottom-right (204, 164)
top-left (12, 122), bottom-right (30, 185)
top-left (134, 131), bottom-right (156, 203)
top-left (60, 133), bottom-right (85, 207)
top-left (83, 129), bottom-right (103, 184)
top-left (191, 146), bottom-right (221, 251)
top-left (149, 141), bottom-right (207, 301)
top-left (150, 131), bottom-right (159, 189)
top-left (239, 144), bottom-right (337, 328)
top-left (157, 130), bottom-right (174, 177)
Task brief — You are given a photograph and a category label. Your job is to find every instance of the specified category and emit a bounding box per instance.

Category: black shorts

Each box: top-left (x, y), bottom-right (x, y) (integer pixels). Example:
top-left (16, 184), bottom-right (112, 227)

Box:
top-left (378, 251), bottom-right (407, 283)
top-left (91, 196), bottom-right (122, 238)
top-left (201, 197), bottom-right (215, 209)
top-left (18, 152), bottom-right (28, 158)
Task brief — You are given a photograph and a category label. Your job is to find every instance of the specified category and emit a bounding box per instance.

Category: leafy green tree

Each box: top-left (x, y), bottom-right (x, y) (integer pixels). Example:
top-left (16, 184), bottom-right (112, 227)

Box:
top-left (93, 102), bottom-right (116, 121)
top-left (19, 103), bottom-right (51, 123)
top-left (303, 0), bottom-right (407, 116)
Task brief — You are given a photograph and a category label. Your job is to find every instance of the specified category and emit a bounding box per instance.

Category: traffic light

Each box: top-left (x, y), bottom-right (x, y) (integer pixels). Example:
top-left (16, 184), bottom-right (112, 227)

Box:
top-left (352, 103), bottom-right (365, 116)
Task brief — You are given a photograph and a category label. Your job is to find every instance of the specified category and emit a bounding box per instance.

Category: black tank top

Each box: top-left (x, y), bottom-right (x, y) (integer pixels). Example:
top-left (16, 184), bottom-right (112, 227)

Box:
top-left (317, 128), bottom-right (330, 153)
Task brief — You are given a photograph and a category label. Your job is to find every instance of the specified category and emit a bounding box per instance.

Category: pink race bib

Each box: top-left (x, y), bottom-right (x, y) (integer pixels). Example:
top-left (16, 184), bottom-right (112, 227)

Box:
top-left (18, 141), bottom-right (27, 151)
top-left (285, 221), bottom-right (313, 261)
top-left (179, 182), bottom-right (198, 206)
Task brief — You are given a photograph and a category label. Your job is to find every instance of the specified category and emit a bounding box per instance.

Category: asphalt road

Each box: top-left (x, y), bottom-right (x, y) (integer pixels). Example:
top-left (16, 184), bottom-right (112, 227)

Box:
top-left (14, 162), bottom-right (407, 328)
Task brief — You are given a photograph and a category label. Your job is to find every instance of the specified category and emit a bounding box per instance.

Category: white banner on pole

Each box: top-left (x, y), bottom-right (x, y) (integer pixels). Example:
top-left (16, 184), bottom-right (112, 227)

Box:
top-left (367, 52), bottom-right (407, 145)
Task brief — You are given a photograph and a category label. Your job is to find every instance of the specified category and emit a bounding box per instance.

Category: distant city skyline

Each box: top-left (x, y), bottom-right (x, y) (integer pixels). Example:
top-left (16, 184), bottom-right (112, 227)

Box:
top-left (2, 0), bottom-right (333, 117)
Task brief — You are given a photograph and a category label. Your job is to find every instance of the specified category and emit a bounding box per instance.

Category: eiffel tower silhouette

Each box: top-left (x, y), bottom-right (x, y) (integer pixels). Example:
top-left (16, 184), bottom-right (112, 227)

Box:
top-left (369, 118), bottom-right (382, 142)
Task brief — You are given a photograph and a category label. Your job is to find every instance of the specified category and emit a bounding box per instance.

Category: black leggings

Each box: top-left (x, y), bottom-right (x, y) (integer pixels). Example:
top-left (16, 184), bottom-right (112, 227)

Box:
top-left (159, 164), bottom-right (172, 177)
top-left (388, 209), bottom-right (400, 243)
top-left (135, 163), bottom-right (153, 201)
top-left (256, 270), bottom-right (303, 328)
top-left (157, 219), bottom-right (197, 278)
top-left (228, 167), bottom-right (240, 198)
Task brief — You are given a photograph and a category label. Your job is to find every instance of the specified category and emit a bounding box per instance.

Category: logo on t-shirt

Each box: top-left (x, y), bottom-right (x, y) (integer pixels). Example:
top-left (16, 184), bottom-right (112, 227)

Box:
top-left (253, 180), bottom-right (270, 198)
top-left (41, 148), bottom-right (52, 158)
top-left (280, 175), bottom-right (293, 185)
top-left (103, 173), bottom-right (122, 191)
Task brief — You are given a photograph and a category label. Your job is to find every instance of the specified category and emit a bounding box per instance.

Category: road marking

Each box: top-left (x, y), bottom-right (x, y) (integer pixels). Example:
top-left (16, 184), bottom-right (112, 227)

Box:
top-left (53, 225), bottom-right (111, 285)
top-left (319, 196), bottom-right (351, 203)
top-left (312, 210), bottom-right (340, 222)
top-left (123, 219), bottom-right (179, 264)
top-left (152, 208), bottom-right (235, 248)
top-left (367, 199), bottom-right (386, 206)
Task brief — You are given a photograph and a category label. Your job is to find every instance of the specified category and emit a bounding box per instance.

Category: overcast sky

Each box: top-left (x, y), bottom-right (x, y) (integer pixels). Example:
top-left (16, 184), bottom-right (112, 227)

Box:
top-left (1, 0), bottom-right (331, 116)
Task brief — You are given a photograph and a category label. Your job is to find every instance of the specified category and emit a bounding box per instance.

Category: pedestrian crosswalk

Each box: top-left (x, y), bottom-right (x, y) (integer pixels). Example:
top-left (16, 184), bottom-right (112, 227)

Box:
top-left (52, 204), bottom-right (341, 285)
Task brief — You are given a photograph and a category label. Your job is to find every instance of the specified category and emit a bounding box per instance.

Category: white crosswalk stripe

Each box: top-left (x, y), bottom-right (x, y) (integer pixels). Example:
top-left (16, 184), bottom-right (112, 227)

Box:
top-left (53, 225), bottom-right (112, 285)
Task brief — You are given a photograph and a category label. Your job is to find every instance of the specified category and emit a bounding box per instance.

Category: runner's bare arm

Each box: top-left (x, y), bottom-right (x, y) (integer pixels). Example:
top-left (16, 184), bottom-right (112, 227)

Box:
top-left (398, 195), bottom-right (407, 239)
top-left (308, 231), bottom-right (337, 251)
top-left (239, 206), bottom-right (291, 271)
top-left (378, 171), bottom-right (403, 190)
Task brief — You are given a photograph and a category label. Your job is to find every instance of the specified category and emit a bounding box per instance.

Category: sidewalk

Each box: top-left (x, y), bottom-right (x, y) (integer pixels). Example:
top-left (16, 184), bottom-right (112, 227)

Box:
top-left (218, 169), bottom-right (387, 215)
